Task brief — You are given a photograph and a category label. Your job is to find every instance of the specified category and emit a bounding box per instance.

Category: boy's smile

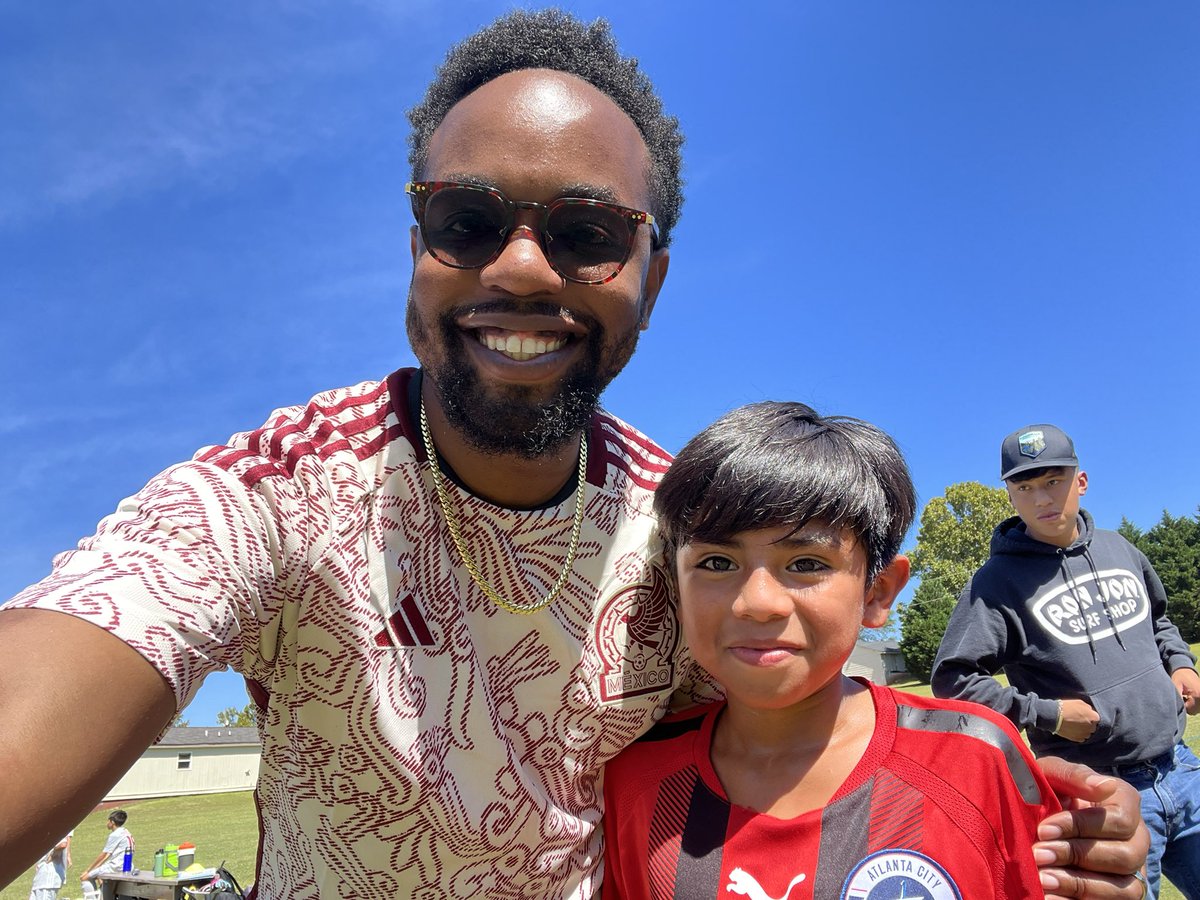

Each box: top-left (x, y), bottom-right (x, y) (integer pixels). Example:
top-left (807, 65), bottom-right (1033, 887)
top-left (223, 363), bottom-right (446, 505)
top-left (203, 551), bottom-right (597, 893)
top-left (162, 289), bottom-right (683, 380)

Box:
top-left (728, 639), bottom-right (805, 668)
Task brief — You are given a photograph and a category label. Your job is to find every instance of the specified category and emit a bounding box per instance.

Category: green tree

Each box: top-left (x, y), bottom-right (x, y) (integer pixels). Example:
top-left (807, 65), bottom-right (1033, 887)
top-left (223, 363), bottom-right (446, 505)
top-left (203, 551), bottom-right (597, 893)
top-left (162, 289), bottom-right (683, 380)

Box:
top-left (898, 577), bottom-right (958, 681)
top-left (1121, 508), bottom-right (1200, 643)
top-left (1117, 516), bottom-right (1143, 546)
top-left (899, 481), bottom-right (1011, 680)
top-left (216, 704), bottom-right (258, 727)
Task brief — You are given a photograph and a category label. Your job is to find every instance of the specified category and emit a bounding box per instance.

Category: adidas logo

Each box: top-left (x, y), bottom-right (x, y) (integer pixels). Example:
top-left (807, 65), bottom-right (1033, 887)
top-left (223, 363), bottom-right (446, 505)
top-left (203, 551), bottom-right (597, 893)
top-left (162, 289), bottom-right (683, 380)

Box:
top-left (374, 594), bottom-right (436, 647)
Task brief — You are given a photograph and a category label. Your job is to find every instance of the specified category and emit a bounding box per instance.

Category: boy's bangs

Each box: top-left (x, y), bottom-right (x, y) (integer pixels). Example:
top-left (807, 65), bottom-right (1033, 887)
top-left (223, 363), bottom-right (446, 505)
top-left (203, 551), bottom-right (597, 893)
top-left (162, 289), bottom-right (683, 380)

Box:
top-left (655, 402), bottom-right (916, 580)
top-left (681, 435), bottom-right (889, 550)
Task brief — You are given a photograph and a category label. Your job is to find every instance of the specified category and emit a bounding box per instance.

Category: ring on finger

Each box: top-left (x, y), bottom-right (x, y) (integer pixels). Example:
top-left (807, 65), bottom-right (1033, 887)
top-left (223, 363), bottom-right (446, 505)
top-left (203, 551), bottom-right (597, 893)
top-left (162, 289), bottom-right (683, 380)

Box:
top-left (1132, 870), bottom-right (1148, 899)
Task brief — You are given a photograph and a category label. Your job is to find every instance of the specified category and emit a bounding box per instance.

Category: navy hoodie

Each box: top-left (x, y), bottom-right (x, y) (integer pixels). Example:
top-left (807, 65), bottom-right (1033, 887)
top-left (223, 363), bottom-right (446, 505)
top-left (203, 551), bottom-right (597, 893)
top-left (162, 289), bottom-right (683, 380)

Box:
top-left (931, 509), bottom-right (1195, 766)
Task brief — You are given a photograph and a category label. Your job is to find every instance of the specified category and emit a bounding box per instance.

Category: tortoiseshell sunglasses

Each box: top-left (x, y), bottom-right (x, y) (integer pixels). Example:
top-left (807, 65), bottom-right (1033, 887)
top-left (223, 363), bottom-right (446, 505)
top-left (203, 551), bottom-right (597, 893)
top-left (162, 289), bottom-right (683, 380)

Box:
top-left (406, 181), bottom-right (658, 285)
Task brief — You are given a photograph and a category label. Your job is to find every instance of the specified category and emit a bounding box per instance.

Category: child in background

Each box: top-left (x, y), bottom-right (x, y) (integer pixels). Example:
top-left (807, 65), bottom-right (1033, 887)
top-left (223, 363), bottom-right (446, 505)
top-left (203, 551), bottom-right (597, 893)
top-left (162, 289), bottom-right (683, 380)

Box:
top-left (80, 809), bottom-right (132, 893)
top-left (603, 401), bottom-right (1059, 899)
top-left (28, 831), bottom-right (71, 900)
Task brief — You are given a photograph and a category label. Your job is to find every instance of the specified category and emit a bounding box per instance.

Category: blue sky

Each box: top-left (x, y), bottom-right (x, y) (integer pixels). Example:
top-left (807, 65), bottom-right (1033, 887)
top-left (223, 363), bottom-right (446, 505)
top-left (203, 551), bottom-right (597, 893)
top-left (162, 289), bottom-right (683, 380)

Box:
top-left (2, 1), bottom-right (1197, 724)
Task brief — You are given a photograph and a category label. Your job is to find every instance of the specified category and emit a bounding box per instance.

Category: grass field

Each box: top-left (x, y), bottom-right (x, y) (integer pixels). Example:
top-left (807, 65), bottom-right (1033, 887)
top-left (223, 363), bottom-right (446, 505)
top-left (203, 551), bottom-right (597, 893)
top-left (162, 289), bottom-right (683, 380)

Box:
top-left (6, 651), bottom-right (1198, 899)
top-left (1, 791), bottom-right (258, 900)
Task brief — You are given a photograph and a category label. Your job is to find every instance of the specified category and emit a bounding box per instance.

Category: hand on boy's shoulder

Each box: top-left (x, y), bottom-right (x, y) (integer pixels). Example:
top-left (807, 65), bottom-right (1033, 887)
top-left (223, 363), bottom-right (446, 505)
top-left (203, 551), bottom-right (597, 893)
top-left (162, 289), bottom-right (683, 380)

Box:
top-left (1172, 667), bottom-right (1200, 714)
top-left (1056, 699), bottom-right (1100, 742)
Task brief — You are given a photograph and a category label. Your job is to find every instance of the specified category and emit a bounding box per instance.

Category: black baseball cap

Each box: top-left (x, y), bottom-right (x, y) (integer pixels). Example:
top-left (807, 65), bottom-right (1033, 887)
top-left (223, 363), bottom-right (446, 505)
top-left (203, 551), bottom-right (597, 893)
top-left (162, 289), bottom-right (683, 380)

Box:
top-left (1000, 424), bottom-right (1078, 481)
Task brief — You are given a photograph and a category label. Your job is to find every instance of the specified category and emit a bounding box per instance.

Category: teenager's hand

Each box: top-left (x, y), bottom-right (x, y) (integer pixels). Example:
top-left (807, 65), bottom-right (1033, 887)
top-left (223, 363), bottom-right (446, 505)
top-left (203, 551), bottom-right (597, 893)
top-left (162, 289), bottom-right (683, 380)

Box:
top-left (1171, 667), bottom-right (1200, 714)
top-left (1033, 758), bottom-right (1149, 899)
top-left (1057, 699), bottom-right (1100, 742)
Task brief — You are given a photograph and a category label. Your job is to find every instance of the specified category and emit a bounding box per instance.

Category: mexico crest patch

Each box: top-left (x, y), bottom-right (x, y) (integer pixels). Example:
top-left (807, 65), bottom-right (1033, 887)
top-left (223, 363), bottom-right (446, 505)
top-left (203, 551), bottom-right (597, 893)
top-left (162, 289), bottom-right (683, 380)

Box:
top-left (594, 563), bottom-right (678, 702)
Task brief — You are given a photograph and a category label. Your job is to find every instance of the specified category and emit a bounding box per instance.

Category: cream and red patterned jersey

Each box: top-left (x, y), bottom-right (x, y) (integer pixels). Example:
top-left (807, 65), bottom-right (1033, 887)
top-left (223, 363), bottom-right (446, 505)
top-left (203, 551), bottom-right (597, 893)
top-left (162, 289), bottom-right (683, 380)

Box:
top-left (7, 368), bottom-right (715, 899)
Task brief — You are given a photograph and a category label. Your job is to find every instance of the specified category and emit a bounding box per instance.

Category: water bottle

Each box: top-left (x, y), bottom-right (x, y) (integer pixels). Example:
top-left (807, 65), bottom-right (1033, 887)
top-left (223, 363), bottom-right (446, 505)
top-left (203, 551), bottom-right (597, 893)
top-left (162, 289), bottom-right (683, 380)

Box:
top-left (122, 848), bottom-right (133, 872)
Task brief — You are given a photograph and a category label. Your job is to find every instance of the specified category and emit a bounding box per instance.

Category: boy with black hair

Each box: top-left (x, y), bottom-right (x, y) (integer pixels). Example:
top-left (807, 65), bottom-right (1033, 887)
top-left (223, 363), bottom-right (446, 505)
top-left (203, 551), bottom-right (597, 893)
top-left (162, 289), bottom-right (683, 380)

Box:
top-left (80, 810), bottom-right (132, 892)
top-left (604, 402), bottom-right (1059, 899)
top-left (933, 423), bottom-right (1200, 897)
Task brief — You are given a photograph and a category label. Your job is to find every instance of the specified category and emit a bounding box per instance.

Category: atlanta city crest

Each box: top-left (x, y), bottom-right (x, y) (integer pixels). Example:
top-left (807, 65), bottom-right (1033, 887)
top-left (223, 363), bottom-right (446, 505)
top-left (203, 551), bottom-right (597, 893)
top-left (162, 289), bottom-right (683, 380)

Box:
top-left (841, 850), bottom-right (962, 899)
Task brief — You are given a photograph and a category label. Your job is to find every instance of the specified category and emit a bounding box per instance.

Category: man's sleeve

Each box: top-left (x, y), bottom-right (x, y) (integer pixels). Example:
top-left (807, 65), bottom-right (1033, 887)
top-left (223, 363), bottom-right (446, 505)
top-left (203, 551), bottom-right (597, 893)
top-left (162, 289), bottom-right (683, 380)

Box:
top-left (1138, 548), bottom-right (1197, 674)
top-left (1, 458), bottom-right (299, 715)
top-left (930, 578), bottom-right (1060, 734)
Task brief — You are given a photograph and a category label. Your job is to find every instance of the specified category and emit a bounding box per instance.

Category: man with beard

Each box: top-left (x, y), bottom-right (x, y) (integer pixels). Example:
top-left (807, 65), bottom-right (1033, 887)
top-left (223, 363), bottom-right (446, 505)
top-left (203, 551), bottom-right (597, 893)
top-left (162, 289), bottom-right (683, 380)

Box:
top-left (0, 10), bottom-right (1149, 899)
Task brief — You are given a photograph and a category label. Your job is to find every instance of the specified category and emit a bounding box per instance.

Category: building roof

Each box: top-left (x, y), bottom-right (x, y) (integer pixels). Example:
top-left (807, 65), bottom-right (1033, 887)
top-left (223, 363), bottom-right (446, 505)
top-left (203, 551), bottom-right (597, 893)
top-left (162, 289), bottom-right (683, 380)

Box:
top-left (155, 727), bottom-right (259, 747)
top-left (855, 639), bottom-right (902, 652)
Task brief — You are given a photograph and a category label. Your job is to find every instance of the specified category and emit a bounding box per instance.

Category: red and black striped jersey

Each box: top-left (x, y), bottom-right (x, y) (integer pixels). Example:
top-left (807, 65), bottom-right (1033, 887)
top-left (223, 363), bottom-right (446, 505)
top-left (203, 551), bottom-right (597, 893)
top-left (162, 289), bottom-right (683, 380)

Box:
top-left (603, 680), bottom-right (1057, 900)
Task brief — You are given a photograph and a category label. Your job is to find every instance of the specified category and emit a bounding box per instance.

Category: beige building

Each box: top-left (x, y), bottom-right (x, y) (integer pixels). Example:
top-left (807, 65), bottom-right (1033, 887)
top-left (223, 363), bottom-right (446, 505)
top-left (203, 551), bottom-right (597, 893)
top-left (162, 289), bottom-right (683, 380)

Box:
top-left (102, 727), bottom-right (260, 801)
top-left (843, 639), bottom-right (911, 685)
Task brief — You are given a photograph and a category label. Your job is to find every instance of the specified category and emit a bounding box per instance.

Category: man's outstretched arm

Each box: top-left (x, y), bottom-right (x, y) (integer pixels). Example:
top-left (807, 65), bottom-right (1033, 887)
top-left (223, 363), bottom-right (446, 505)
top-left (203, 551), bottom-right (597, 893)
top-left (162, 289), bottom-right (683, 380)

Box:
top-left (0, 608), bottom-right (176, 888)
top-left (1033, 756), bottom-right (1150, 899)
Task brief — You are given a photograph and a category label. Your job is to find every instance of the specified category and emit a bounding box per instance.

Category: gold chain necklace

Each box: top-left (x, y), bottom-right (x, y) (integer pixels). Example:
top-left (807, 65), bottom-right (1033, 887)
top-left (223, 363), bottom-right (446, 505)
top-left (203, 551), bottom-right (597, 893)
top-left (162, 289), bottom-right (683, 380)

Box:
top-left (419, 397), bottom-right (588, 614)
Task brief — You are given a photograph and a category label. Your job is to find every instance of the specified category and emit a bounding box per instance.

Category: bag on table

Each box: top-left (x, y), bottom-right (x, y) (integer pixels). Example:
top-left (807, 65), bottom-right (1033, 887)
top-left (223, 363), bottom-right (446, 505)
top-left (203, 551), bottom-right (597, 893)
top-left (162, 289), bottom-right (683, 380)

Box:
top-left (180, 862), bottom-right (248, 900)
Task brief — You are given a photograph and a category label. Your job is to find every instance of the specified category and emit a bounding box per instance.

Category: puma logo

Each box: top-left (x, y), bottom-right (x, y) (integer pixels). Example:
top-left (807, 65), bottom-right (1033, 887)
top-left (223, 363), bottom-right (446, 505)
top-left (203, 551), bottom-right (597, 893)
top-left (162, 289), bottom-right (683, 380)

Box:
top-left (726, 867), bottom-right (807, 900)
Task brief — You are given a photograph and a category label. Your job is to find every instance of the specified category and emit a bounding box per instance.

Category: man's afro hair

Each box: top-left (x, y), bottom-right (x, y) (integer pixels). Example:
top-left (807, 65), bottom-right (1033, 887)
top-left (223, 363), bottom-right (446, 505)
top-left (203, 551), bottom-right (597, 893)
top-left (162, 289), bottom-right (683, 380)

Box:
top-left (407, 8), bottom-right (684, 246)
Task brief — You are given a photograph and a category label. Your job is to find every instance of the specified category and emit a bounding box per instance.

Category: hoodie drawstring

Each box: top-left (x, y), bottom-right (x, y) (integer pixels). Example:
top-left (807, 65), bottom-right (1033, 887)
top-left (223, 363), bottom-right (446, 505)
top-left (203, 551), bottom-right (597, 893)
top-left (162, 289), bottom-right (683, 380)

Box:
top-left (1081, 544), bottom-right (1128, 651)
top-left (1056, 545), bottom-right (1131, 661)
top-left (1058, 549), bottom-right (1099, 663)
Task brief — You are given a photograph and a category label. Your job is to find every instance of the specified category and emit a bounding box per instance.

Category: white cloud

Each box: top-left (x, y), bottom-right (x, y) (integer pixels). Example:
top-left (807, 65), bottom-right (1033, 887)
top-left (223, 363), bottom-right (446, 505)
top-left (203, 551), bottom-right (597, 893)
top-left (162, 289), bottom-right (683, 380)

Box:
top-left (0, 5), bottom-right (418, 226)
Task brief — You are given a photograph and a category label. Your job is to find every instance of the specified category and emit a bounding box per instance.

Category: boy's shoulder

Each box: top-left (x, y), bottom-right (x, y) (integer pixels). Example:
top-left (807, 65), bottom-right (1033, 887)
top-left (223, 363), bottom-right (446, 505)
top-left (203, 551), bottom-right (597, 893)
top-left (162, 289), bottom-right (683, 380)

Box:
top-left (1091, 525), bottom-right (1143, 555)
top-left (887, 686), bottom-right (1019, 730)
top-left (884, 686), bottom-right (1050, 801)
top-left (606, 702), bottom-right (717, 790)
top-left (885, 686), bottom-right (1032, 761)
top-left (619, 701), bottom-right (713, 752)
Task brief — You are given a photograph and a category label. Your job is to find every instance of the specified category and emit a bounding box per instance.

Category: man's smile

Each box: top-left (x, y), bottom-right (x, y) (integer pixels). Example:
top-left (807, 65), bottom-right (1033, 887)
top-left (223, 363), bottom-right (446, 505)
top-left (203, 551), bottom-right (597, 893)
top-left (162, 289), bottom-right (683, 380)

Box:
top-left (455, 306), bottom-right (590, 366)
top-left (476, 328), bottom-right (569, 361)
